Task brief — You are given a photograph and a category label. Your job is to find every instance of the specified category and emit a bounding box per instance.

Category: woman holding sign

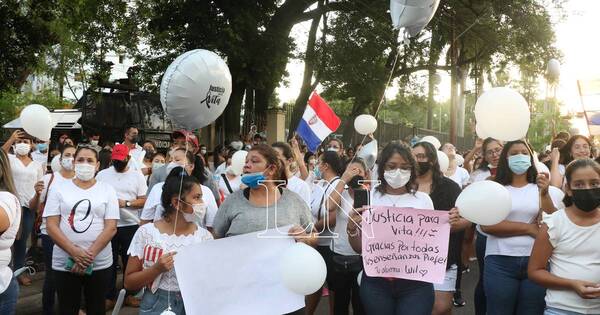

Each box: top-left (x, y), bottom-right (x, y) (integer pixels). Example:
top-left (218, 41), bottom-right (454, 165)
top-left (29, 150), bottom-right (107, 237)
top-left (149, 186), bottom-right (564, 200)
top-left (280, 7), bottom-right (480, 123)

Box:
top-left (346, 142), bottom-right (436, 315)
top-left (529, 159), bottom-right (600, 315)
top-left (412, 142), bottom-right (470, 315)
top-left (481, 140), bottom-right (563, 315)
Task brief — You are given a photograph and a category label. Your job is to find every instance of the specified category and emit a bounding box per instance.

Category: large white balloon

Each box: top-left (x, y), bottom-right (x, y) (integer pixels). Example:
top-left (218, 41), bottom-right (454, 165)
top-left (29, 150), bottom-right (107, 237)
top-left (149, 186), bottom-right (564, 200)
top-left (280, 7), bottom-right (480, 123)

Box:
top-left (357, 139), bottom-right (378, 170)
top-left (475, 124), bottom-right (490, 139)
top-left (280, 243), bottom-right (326, 295)
top-left (20, 104), bottom-right (54, 141)
top-left (421, 135), bottom-right (441, 149)
top-left (456, 180), bottom-right (512, 225)
top-left (547, 59), bottom-right (560, 81)
top-left (354, 114), bottom-right (378, 135)
top-left (390, 0), bottom-right (440, 37)
top-left (437, 150), bottom-right (449, 173)
top-left (474, 87), bottom-right (530, 141)
top-left (160, 49), bottom-right (232, 130)
top-left (230, 150), bottom-right (247, 176)
top-left (51, 154), bottom-right (61, 173)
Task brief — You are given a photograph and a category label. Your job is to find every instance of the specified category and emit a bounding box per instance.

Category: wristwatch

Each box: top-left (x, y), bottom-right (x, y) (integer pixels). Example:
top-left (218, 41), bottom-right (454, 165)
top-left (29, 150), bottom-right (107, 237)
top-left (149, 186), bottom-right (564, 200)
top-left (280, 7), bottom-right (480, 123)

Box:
top-left (126, 201), bottom-right (131, 207)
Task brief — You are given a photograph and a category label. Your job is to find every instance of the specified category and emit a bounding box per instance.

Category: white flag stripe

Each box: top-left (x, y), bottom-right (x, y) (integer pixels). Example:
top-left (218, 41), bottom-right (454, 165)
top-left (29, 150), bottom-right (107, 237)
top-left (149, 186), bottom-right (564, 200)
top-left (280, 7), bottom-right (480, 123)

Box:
top-left (301, 105), bottom-right (334, 141)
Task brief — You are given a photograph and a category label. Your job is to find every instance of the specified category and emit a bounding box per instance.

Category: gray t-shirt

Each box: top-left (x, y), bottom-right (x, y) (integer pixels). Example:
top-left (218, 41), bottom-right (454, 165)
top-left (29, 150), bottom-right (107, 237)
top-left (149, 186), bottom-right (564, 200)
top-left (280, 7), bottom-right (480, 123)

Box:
top-left (213, 188), bottom-right (313, 238)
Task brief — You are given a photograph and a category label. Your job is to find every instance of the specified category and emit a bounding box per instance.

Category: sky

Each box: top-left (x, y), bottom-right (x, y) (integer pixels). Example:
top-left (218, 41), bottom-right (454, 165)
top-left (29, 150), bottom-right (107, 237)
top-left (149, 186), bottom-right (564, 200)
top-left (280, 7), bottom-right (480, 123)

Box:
top-left (276, 0), bottom-right (600, 134)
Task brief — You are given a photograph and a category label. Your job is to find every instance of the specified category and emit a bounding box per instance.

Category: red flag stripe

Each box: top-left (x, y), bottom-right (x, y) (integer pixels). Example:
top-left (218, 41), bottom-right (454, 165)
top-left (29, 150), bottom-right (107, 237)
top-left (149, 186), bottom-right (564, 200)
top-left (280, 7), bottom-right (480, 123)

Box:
top-left (307, 92), bottom-right (341, 132)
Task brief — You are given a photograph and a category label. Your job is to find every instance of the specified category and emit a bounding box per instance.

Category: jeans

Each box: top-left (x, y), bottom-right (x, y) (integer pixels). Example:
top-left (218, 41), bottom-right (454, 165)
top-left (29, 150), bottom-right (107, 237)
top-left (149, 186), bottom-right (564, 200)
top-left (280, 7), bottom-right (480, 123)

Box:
top-left (330, 263), bottom-right (364, 315)
top-left (140, 288), bottom-right (185, 315)
top-left (107, 225), bottom-right (138, 300)
top-left (41, 234), bottom-right (56, 315)
top-left (0, 277), bottom-right (18, 315)
top-left (484, 255), bottom-right (546, 315)
top-left (55, 268), bottom-right (111, 315)
top-left (474, 231), bottom-right (487, 315)
top-left (13, 206), bottom-right (34, 270)
top-left (360, 273), bottom-right (434, 315)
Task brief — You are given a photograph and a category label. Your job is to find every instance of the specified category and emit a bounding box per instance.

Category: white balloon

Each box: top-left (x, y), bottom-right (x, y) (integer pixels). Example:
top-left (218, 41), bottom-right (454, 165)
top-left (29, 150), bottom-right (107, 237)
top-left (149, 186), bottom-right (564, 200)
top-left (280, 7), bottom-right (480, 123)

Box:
top-left (20, 104), bottom-right (54, 141)
top-left (547, 59), bottom-right (560, 81)
top-left (354, 114), bottom-right (378, 135)
top-left (437, 150), bottom-right (449, 173)
top-left (432, 73), bottom-right (442, 85)
top-left (357, 140), bottom-right (378, 170)
top-left (160, 49), bottom-right (232, 129)
top-left (280, 243), bottom-right (326, 295)
top-left (230, 150), bottom-right (248, 176)
top-left (421, 135), bottom-right (441, 149)
top-left (475, 124), bottom-right (490, 139)
top-left (51, 154), bottom-right (61, 173)
top-left (474, 87), bottom-right (530, 141)
top-left (390, 0), bottom-right (440, 37)
top-left (455, 154), bottom-right (465, 167)
top-left (456, 180), bottom-right (512, 225)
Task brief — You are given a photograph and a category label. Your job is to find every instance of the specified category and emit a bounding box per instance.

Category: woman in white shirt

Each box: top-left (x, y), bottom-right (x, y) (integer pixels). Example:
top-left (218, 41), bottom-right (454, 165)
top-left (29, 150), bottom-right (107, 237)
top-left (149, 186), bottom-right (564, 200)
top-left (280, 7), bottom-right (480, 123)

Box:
top-left (347, 142), bottom-right (436, 315)
top-left (0, 150), bottom-right (21, 315)
top-left (272, 142), bottom-right (312, 207)
top-left (441, 143), bottom-right (470, 188)
top-left (30, 144), bottom-right (76, 315)
top-left (125, 173), bottom-right (213, 315)
top-left (217, 150), bottom-right (242, 203)
top-left (1, 129), bottom-right (44, 286)
top-left (529, 159), bottom-right (600, 315)
top-left (481, 140), bottom-right (563, 315)
top-left (550, 135), bottom-right (593, 188)
top-left (44, 147), bottom-right (119, 315)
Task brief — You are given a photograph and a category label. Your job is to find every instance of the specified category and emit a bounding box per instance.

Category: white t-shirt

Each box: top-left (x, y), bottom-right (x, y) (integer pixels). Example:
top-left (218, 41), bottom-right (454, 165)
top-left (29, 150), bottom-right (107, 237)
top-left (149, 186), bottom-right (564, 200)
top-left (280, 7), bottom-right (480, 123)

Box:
top-left (140, 182), bottom-right (218, 228)
top-left (127, 223), bottom-right (213, 292)
top-left (39, 172), bottom-right (75, 235)
top-left (31, 150), bottom-right (48, 170)
top-left (468, 168), bottom-right (492, 185)
top-left (310, 177), bottom-right (341, 247)
top-left (128, 144), bottom-right (146, 172)
top-left (43, 180), bottom-right (120, 271)
top-left (332, 190), bottom-right (360, 256)
top-left (8, 154), bottom-right (44, 207)
top-left (96, 167), bottom-right (148, 227)
top-left (447, 167), bottom-right (470, 188)
top-left (0, 192), bottom-right (21, 294)
top-left (288, 176), bottom-right (312, 207)
top-left (485, 184), bottom-right (563, 257)
top-left (214, 163), bottom-right (227, 177)
top-left (218, 174), bottom-right (242, 199)
top-left (370, 189), bottom-right (434, 210)
top-left (544, 209), bottom-right (600, 314)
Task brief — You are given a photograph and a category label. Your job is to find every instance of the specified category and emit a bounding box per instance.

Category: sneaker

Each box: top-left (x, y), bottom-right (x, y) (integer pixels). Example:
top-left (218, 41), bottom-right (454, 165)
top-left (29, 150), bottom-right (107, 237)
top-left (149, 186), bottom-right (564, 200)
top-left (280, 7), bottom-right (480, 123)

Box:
top-left (105, 299), bottom-right (116, 310)
top-left (125, 295), bottom-right (141, 308)
top-left (453, 293), bottom-right (466, 307)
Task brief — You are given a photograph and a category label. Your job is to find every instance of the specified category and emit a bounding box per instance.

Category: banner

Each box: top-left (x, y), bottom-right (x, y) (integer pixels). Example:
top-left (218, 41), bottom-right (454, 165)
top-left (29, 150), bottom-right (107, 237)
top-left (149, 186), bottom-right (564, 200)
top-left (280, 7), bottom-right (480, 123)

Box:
top-left (361, 206), bottom-right (450, 284)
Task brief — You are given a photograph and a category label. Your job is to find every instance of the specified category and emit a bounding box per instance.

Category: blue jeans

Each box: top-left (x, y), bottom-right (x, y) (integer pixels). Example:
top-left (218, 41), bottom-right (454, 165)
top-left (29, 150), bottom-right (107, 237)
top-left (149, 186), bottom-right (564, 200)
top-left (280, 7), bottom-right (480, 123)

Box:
top-left (140, 288), bottom-right (185, 315)
top-left (545, 307), bottom-right (590, 315)
top-left (360, 273), bottom-right (434, 315)
top-left (13, 206), bottom-right (34, 270)
top-left (0, 276), bottom-right (19, 315)
top-left (484, 255), bottom-right (546, 315)
top-left (41, 234), bottom-right (56, 315)
top-left (475, 231), bottom-right (487, 315)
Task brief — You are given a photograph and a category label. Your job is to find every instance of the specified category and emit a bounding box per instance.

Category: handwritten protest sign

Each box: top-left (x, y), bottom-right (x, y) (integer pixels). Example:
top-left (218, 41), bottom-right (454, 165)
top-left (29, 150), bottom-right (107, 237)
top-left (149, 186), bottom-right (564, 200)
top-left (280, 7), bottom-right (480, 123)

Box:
top-left (361, 206), bottom-right (450, 284)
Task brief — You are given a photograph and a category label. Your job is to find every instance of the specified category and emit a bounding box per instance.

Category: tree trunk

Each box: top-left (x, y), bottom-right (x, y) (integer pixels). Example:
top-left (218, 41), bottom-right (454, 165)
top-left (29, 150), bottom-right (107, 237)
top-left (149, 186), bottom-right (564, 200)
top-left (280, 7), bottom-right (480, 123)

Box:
top-left (427, 69), bottom-right (435, 129)
top-left (222, 78), bottom-right (246, 141)
top-left (288, 0), bottom-right (323, 138)
top-left (242, 87), bottom-right (254, 137)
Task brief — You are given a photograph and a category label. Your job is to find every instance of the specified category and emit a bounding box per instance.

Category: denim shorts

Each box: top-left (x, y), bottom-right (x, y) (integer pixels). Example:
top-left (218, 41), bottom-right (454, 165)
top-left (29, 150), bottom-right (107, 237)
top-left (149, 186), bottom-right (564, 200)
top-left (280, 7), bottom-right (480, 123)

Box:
top-left (545, 306), bottom-right (599, 315)
top-left (434, 264), bottom-right (458, 292)
top-left (140, 288), bottom-right (185, 315)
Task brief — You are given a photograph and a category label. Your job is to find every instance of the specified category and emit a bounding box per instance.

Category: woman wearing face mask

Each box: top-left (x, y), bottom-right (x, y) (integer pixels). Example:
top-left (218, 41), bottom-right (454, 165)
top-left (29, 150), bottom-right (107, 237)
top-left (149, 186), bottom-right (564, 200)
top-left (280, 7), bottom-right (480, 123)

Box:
top-left (480, 140), bottom-right (563, 315)
top-left (326, 159), bottom-right (370, 315)
top-left (218, 150), bottom-right (243, 203)
top-left (326, 138), bottom-right (345, 158)
top-left (125, 173), bottom-right (213, 314)
top-left (44, 147), bottom-right (119, 315)
top-left (412, 142), bottom-right (471, 315)
top-left (29, 144), bottom-right (76, 315)
top-left (1, 129), bottom-right (44, 286)
top-left (151, 153), bottom-right (166, 174)
top-left (529, 159), bottom-right (600, 315)
top-left (441, 143), bottom-right (470, 188)
top-left (212, 144), bottom-right (317, 315)
top-left (305, 151), bottom-right (344, 315)
top-left (140, 149), bottom-right (218, 231)
top-left (551, 135), bottom-right (593, 188)
top-left (346, 142), bottom-right (436, 315)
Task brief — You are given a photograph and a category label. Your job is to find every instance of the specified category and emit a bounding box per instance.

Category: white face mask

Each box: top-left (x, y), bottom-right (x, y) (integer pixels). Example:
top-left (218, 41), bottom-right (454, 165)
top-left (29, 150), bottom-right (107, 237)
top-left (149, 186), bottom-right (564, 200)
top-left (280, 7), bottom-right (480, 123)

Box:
top-left (384, 168), bottom-right (412, 189)
top-left (328, 147), bottom-right (339, 152)
top-left (61, 157), bottom-right (74, 171)
top-left (200, 149), bottom-right (207, 155)
top-left (166, 162), bottom-right (184, 175)
top-left (14, 143), bottom-right (31, 156)
top-left (152, 162), bottom-right (165, 170)
top-left (179, 203), bottom-right (206, 223)
top-left (90, 140), bottom-right (99, 146)
top-left (75, 163), bottom-right (96, 181)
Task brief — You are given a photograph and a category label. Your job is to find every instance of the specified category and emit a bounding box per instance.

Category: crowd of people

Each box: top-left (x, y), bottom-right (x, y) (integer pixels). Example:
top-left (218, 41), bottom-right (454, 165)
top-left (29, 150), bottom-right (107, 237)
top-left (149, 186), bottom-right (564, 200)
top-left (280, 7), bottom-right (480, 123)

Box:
top-left (0, 126), bottom-right (598, 315)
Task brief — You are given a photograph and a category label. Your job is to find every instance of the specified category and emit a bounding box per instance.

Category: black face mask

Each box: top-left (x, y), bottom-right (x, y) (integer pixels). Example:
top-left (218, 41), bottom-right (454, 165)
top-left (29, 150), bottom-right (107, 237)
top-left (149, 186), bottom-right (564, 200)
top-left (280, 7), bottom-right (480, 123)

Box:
top-left (130, 135), bottom-right (139, 143)
top-left (571, 188), bottom-right (600, 212)
top-left (113, 160), bottom-right (128, 173)
top-left (417, 162), bottom-right (431, 176)
top-left (348, 175), bottom-right (364, 189)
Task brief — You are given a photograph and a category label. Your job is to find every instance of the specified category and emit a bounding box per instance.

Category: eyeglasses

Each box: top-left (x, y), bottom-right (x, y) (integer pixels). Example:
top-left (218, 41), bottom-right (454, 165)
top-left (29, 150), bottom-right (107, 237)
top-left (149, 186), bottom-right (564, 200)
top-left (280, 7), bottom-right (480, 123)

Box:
top-left (485, 148), bottom-right (503, 157)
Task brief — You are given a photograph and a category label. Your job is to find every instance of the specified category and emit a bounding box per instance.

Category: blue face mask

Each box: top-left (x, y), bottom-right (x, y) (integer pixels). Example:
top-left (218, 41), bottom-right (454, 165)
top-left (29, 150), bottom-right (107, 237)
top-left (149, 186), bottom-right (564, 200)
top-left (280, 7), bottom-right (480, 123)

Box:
top-left (508, 154), bottom-right (531, 175)
top-left (241, 172), bottom-right (266, 188)
top-left (313, 166), bottom-right (322, 179)
top-left (37, 143), bottom-right (48, 152)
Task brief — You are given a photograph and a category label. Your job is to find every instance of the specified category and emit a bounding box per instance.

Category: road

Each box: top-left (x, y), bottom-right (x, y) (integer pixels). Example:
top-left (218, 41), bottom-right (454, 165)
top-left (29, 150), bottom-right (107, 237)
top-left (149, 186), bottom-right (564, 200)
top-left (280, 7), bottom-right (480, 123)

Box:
top-left (17, 263), bottom-right (478, 314)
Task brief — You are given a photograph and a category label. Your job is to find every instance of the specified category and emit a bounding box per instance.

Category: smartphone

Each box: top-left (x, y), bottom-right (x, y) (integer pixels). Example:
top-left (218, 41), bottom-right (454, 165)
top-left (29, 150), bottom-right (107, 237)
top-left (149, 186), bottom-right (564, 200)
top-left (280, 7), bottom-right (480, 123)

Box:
top-left (66, 257), bottom-right (93, 275)
top-left (353, 189), bottom-right (369, 209)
